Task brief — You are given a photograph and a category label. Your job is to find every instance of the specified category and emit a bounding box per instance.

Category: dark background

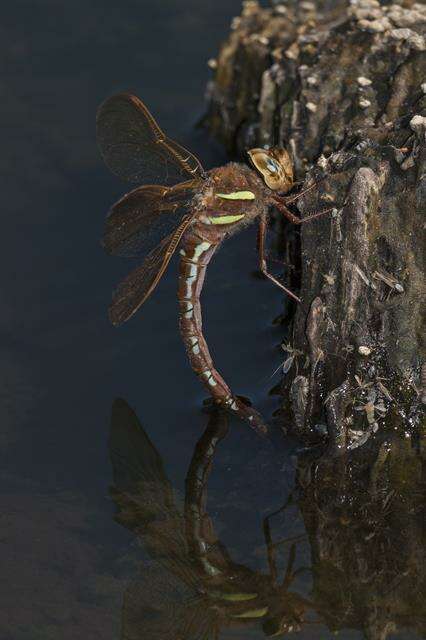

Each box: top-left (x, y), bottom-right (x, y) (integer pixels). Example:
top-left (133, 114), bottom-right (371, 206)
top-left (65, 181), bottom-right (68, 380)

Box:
top-left (2, 2), bottom-right (303, 639)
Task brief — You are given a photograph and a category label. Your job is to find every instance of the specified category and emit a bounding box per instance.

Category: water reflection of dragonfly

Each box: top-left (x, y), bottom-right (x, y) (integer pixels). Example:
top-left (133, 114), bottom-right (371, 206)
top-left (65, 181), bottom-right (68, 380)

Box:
top-left (109, 399), bottom-right (318, 639)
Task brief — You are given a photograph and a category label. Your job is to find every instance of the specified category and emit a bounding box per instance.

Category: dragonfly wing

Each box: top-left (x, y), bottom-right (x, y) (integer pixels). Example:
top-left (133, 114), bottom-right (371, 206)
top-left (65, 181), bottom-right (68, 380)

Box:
top-left (109, 213), bottom-right (195, 326)
top-left (109, 402), bottom-right (220, 640)
top-left (109, 399), bottom-right (190, 565)
top-left (103, 180), bottom-right (199, 257)
top-left (121, 564), bottom-right (217, 640)
top-left (109, 398), bottom-right (175, 504)
top-left (96, 93), bottom-right (204, 185)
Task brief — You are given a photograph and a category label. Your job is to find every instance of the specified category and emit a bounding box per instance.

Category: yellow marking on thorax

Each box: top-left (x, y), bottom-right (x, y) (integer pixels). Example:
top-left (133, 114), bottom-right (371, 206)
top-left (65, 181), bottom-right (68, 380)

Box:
top-left (210, 591), bottom-right (258, 602)
top-left (216, 191), bottom-right (255, 200)
top-left (209, 214), bottom-right (245, 225)
top-left (231, 606), bottom-right (269, 619)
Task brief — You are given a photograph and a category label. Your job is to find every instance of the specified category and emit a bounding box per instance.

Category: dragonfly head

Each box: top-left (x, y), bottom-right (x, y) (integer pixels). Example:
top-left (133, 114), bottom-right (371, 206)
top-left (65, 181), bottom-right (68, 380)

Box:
top-left (247, 147), bottom-right (294, 194)
top-left (261, 590), bottom-right (308, 637)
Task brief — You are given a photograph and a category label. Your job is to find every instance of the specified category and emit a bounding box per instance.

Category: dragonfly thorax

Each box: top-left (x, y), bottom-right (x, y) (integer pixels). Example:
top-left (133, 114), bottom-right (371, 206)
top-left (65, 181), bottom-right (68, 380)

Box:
top-left (193, 163), bottom-right (269, 238)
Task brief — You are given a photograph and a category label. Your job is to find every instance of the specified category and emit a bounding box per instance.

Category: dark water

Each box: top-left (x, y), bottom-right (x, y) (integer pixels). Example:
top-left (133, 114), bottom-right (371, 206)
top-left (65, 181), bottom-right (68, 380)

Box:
top-left (3, 2), bottom-right (424, 639)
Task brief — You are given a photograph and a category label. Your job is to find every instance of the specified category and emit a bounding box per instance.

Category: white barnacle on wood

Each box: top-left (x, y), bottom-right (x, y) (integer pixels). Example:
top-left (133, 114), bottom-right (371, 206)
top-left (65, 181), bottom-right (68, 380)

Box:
top-left (359, 98), bottom-right (371, 109)
top-left (350, 0), bottom-right (380, 8)
top-left (357, 76), bottom-right (372, 87)
top-left (285, 41), bottom-right (300, 60)
top-left (323, 273), bottom-right (335, 286)
top-left (317, 156), bottom-right (328, 171)
top-left (407, 32), bottom-right (425, 51)
top-left (410, 115), bottom-right (426, 142)
top-left (257, 36), bottom-right (270, 46)
top-left (389, 28), bottom-right (415, 41)
top-left (358, 17), bottom-right (392, 33)
top-left (358, 345), bottom-right (372, 356)
top-left (274, 5), bottom-right (287, 16)
top-left (389, 29), bottom-right (425, 51)
top-left (349, 0), bottom-right (382, 22)
top-left (300, 1), bottom-right (315, 10)
top-left (386, 3), bottom-right (426, 29)
top-left (230, 17), bottom-right (241, 30)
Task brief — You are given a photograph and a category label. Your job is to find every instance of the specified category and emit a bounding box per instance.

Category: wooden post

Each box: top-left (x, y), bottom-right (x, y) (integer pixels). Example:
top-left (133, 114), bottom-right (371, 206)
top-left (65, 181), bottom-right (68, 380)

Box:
top-left (206, 0), bottom-right (425, 448)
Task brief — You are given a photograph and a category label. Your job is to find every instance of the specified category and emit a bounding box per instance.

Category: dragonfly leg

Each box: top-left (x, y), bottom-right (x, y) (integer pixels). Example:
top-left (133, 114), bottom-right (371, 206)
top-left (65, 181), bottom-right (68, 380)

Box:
top-left (263, 493), bottom-right (295, 584)
top-left (283, 177), bottom-right (325, 204)
top-left (258, 216), bottom-right (301, 303)
top-left (271, 196), bottom-right (334, 225)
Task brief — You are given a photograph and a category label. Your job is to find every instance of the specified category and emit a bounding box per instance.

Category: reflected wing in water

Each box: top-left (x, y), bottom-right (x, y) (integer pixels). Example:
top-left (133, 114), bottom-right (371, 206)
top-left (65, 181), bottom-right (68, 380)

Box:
top-left (109, 398), bottom-right (175, 502)
top-left (109, 400), bottom-right (219, 640)
top-left (109, 213), bottom-right (196, 325)
top-left (121, 564), bottom-right (217, 640)
top-left (103, 180), bottom-right (199, 258)
top-left (109, 398), bottom-right (188, 563)
top-left (96, 93), bottom-right (204, 185)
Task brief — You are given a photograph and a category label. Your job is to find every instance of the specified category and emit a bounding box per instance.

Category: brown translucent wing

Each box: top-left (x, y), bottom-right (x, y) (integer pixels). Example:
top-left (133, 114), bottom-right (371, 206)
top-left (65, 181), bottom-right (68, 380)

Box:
top-left (103, 179), bottom-right (200, 258)
top-left (122, 572), bottom-right (217, 640)
top-left (109, 399), bottom-right (192, 571)
top-left (109, 400), bottom-right (218, 640)
top-left (96, 93), bottom-right (204, 185)
top-left (110, 214), bottom-right (195, 326)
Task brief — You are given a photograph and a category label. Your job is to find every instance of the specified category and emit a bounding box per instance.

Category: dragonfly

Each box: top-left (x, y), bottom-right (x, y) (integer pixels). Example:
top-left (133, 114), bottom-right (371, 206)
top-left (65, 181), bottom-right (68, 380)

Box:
top-left (109, 399), bottom-right (319, 639)
top-left (96, 93), bottom-right (330, 435)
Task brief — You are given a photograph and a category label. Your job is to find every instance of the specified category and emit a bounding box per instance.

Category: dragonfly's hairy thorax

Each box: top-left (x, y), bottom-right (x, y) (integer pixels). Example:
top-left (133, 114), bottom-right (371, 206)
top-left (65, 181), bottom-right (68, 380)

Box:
top-left (190, 162), bottom-right (269, 244)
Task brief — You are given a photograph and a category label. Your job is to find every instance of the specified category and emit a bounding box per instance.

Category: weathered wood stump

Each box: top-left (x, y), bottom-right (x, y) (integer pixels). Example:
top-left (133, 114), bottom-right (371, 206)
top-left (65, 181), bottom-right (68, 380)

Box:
top-left (206, 0), bottom-right (425, 449)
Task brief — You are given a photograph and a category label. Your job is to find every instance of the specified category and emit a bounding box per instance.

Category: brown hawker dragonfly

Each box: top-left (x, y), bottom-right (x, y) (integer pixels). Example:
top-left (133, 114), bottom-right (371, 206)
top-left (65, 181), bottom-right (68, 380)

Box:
top-left (96, 93), bottom-right (328, 435)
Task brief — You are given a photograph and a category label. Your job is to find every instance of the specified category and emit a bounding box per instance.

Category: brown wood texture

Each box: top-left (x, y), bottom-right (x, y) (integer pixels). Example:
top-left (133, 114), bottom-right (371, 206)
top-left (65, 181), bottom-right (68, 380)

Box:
top-left (205, 0), bottom-right (425, 448)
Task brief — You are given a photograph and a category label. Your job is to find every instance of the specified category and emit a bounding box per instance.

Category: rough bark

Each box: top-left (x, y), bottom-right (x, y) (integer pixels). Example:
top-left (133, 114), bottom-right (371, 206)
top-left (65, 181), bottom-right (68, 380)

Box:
top-left (206, 0), bottom-right (425, 448)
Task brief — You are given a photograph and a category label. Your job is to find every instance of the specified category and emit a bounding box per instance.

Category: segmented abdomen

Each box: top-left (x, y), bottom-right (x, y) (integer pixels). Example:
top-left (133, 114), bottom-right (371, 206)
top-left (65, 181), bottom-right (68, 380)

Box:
top-left (178, 230), bottom-right (267, 434)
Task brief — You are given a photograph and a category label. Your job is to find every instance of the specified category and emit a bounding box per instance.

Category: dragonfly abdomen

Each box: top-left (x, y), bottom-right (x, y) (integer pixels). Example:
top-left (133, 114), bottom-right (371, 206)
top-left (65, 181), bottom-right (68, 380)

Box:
top-left (178, 232), bottom-right (267, 434)
top-left (178, 235), bottom-right (231, 399)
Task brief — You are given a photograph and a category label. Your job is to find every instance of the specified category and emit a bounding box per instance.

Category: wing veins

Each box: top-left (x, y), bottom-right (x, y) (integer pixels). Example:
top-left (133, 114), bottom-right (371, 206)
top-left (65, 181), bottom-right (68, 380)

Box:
top-left (103, 181), bottom-right (197, 258)
top-left (110, 213), bottom-right (196, 325)
top-left (97, 93), bottom-right (204, 184)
